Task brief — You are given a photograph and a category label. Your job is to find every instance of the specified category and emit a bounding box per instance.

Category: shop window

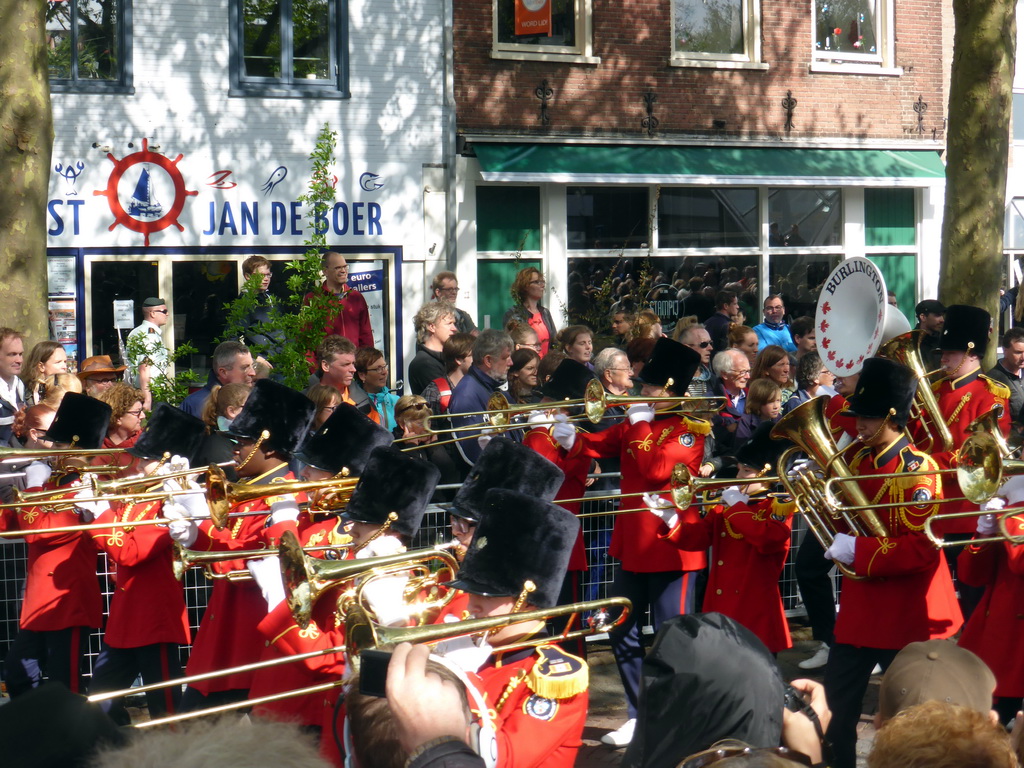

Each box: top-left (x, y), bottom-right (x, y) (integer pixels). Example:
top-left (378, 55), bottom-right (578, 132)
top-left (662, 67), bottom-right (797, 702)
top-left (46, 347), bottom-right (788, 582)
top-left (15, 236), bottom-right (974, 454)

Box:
top-left (492, 0), bottom-right (597, 63)
top-left (477, 187), bottom-right (542, 252)
top-left (811, 0), bottom-right (895, 71)
top-left (172, 261), bottom-right (241, 376)
top-left (567, 187), bottom-right (650, 250)
top-left (768, 253), bottom-right (841, 319)
top-left (230, 0), bottom-right (349, 98)
top-left (767, 188), bottom-right (842, 248)
top-left (47, 0), bottom-right (133, 93)
top-left (89, 261), bottom-right (158, 359)
top-left (671, 0), bottom-right (763, 67)
top-left (658, 188), bottom-right (759, 248)
top-left (865, 188), bottom-right (915, 247)
top-left (1013, 93), bottom-right (1024, 143)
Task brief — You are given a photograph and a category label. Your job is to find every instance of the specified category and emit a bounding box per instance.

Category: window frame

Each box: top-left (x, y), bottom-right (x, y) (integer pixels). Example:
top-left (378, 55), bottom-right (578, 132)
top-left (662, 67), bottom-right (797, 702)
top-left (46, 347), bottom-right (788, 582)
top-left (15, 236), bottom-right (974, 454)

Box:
top-left (229, 0), bottom-right (350, 100)
top-left (669, 0), bottom-right (767, 71)
top-left (47, 0), bottom-right (134, 95)
top-left (491, 0), bottom-right (599, 65)
top-left (809, 0), bottom-right (900, 75)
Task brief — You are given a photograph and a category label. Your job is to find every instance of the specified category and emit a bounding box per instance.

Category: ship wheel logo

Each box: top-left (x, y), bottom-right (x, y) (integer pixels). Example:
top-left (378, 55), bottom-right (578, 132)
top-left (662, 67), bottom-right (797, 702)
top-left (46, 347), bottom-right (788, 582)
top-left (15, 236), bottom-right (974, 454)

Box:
top-left (93, 139), bottom-right (197, 246)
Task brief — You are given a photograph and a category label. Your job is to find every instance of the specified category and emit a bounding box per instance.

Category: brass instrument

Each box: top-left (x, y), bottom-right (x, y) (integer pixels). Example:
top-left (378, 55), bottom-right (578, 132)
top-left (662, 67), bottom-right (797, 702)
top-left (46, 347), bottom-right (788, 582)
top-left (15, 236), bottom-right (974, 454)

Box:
top-left (0, 445), bottom-right (128, 465)
top-left (280, 529), bottom-right (460, 629)
top-left (968, 408), bottom-right (1013, 458)
top-left (345, 595), bottom-right (633, 669)
top-left (581, 379), bottom-right (725, 424)
top-left (879, 330), bottom-right (954, 453)
top-left (172, 542), bottom-right (350, 581)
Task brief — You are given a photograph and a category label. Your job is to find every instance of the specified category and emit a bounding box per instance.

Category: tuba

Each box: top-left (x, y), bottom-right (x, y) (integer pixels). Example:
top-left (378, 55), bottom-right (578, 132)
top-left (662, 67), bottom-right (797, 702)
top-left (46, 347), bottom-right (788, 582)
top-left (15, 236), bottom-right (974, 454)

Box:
top-left (879, 330), bottom-right (953, 453)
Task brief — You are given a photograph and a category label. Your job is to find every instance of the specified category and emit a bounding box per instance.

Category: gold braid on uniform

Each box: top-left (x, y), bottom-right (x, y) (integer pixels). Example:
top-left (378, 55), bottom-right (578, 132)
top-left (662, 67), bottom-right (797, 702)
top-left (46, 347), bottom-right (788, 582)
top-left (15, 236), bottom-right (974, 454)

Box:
top-left (236, 430), bottom-right (271, 472)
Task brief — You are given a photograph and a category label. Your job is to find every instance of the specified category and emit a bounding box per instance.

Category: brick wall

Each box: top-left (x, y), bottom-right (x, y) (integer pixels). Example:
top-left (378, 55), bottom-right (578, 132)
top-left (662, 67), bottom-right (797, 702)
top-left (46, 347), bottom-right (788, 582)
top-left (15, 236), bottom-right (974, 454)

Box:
top-left (454, 0), bottom-right (947, 141)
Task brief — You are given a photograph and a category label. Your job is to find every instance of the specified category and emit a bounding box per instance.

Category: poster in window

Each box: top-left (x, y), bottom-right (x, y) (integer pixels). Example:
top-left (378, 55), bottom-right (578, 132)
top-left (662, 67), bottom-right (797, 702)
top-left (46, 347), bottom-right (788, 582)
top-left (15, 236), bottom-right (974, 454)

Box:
top-left (516, 0), bottom-right (552, 36)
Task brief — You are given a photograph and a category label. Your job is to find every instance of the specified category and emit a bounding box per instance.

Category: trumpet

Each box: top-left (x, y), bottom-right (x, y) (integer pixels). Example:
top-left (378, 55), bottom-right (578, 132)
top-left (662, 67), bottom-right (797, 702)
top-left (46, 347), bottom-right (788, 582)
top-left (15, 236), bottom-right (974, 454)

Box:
top-left (172, 542), bottom-right (350, 581)
top-left (345, 595), bottom-right (633, 669)
top-left (281, 530), bottom-right (460, 629)
top-left (879, 330), bottom-right (953, 453)
top-left (581, 379), bottom-right (725, 424)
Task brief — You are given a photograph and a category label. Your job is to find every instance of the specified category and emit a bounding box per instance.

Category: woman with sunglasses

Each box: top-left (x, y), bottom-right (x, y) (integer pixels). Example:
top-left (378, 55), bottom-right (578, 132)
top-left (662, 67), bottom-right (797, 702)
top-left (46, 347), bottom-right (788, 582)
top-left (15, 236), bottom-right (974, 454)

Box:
top-left (94, 382), bottom-right (147, 471)
top-left (675, 323), bottom-right (715, 396)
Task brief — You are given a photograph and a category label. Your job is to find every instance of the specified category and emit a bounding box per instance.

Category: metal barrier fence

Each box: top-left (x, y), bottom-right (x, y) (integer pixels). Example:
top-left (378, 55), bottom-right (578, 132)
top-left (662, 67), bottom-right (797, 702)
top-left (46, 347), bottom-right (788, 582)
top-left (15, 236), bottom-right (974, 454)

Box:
top-left (0, 480), bottom-right (833, 685)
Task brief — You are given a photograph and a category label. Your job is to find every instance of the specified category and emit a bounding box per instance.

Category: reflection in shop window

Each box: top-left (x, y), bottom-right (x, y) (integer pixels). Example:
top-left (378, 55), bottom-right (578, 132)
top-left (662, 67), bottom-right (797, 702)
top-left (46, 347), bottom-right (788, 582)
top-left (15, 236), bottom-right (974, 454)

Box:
top-left (47, 0), bottom-right (132, 93)
top-left (567, 255), bottom-right (760, 337)
top-left (767, 253), bottom-right (842, 320)
top-left (567, 187), bottom-right (650, 250)
top-left (768, 188), bottom-right (842, 247)
top-left (658, 188), bottom-right (758, 248)
top-left (493, 0), bottom-right (592, 58)
top-left (172, 262), bottom-right (240, 378)
top-left (812, 0), bottom-right (882, 63)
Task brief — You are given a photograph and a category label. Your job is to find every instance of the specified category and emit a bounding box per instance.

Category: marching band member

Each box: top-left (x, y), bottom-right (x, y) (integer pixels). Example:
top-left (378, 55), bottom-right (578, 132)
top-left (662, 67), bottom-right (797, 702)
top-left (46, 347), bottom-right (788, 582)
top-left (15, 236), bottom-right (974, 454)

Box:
top-left (1, 393), bottom-right (110, 697)
top-left (819, 357), bottom-right (962, 768)
top-left (648, 422), bottom-right (795, 654)
top-left (167, 379), bottom-right (315, 712)
top-left (443, 488), bottom-right (589, 768)
top-left (85, 404), bottom-right (207, 724)
top-left (568, 338), bottom-right (706, 746)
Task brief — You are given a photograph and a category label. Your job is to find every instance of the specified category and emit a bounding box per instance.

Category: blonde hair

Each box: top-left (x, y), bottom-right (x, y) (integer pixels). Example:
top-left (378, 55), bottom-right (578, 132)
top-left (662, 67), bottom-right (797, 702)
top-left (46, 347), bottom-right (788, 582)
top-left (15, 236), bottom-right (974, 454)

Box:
top-left (630, 309), bottom-right (661, 340)
top-left (201, 382), bottom-right (251, 428)
top-left (394, 394), bottom-right (431, 430)
top-left (38, 372), bottom-right (83, 410)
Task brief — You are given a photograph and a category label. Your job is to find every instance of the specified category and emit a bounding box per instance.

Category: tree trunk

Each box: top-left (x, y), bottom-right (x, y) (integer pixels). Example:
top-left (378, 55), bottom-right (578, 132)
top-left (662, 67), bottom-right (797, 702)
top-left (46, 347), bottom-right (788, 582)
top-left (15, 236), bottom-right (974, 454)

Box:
top-left (0, 0), bottom-right (52, 340)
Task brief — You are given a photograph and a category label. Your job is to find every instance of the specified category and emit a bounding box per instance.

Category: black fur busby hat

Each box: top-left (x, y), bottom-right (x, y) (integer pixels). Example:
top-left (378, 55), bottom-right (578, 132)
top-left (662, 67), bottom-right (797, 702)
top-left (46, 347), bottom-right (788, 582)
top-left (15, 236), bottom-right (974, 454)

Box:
top-left (446, 488), bottom-right (580, 609)
top-left (939, 304), bottom-right (991, 358)
top-left (128, 403), bottom-right (206, 463)
top-left (634, 338), bottom-right (701, 396)
top-left (294, 403), bottom-right (393, 475)
top-left (43, 393), bottom-right (112, 449)
top-left (735, 422), bottom-right (791, 473)
top-left (541, 358), bottom-right (597, 401)
top-left (448, 437), bottom-right (564, 523)
top-left (845, 357), bottom-right (917, 427)
top-left (341, 446), bottom-right (441, 537)
top-left (227, 379), bottom-right (316, 456)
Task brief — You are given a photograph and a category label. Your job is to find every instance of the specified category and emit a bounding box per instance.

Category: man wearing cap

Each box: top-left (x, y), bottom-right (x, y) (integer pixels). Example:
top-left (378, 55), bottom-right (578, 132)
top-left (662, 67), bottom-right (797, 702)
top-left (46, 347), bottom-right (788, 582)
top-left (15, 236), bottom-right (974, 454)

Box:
top-left (442, 488), bottom-right (590, 768)
top-left (0, 327), bottom-right (25, 446)
top-left (125, 298), bottom-right (171, 386)
top-left (914, 298), bottom-right (946, 373)
top-left (84, 404), bottom-right (207, 724)
top-left (1, 393), bottom-right (111, 698)
top-left (818, 357), bottom-right (962, 768)
top-left (165, 379), bottom-right (315, 712)
top-left (648, 422), bottom-right (795, 654)
top-left (569, 338), bottom-right (710, 747)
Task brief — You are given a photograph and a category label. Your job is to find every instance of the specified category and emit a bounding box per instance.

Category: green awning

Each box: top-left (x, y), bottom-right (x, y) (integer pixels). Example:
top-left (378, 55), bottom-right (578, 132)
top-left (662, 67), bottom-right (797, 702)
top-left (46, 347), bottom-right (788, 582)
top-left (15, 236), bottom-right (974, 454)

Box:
top-left (473, 143), bottom-right (946, 187)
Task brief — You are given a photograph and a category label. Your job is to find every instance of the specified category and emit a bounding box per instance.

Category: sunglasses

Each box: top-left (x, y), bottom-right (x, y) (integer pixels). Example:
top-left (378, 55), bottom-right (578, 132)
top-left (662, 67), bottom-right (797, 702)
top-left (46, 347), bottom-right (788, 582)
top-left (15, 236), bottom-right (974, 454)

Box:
top-left (152, 309), bottom-right (169, 315)
top-left (689, 341), bottom-right (712, 349)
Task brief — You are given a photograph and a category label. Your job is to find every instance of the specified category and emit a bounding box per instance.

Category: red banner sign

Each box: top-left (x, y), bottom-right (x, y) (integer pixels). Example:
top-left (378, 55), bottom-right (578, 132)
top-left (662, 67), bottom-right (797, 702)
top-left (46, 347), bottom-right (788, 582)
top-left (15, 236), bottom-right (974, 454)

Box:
top-left (515, 0), bottom-right (552, 36)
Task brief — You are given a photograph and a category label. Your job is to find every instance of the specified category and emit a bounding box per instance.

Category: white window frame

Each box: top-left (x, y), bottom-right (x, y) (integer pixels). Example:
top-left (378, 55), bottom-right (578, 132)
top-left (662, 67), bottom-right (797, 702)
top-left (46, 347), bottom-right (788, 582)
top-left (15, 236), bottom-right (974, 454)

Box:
top-left (669, 0), bottom-right (768, 71)
top-left (809, 0), bottom-right (901, 75)
top-left (491, 0), bottom-right (599, 64)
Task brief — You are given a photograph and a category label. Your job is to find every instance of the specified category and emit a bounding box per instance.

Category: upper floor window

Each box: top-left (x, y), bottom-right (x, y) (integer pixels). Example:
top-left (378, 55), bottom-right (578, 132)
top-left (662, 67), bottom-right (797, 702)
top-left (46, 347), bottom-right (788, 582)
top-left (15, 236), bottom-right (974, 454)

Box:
top-left (492, 0), bottom-right (598, 64)
top-left (47, 0), bottom-right (133, 93)
top-left (671, 0), bottom-right (764, 68)
top-left (230, 0), bottom-right (349, 98)
top-left (811, 0), bottom-right (896, 71)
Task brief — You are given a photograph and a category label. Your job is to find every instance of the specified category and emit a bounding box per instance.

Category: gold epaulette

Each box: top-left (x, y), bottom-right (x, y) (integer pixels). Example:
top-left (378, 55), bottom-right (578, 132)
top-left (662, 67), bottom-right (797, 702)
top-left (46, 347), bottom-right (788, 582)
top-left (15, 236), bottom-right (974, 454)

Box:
top-left (980, 374), bottom-right (1012, 400)
top-left (527, 646), bottom-right (588, 699)
top-left (930, 378), bottom-right (943, 394)
top-left (770, 497), bottom-right (798, 517)
top-left (680, 416), bottom-right (712, 436)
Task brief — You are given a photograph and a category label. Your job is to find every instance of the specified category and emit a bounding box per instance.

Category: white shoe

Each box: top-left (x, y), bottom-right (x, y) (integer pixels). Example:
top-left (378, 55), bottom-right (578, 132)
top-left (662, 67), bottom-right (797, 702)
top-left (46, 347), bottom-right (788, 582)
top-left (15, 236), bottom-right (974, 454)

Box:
top-left (798, 643), bottom-right (830, 670)
top-left (601, 718), bottom-right (636, 747)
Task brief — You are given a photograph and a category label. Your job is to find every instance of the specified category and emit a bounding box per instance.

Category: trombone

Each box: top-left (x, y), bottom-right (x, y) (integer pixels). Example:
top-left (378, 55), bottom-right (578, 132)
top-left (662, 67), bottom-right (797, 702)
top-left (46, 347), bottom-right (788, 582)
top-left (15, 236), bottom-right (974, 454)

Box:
top-left (581, 379), bottom-right (725, 424)
top-left (172, 542), bottom-right (351, 581)
top-left (0, 445), bottom-right (129, 466)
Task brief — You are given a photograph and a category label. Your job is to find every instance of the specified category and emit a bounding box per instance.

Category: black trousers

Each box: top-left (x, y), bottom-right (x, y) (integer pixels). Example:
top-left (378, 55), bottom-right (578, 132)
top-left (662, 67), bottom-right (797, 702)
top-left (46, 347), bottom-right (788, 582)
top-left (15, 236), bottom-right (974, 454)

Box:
top-left (3, 626), bottom-right (90, 697)
top-left (795, 534), bottom-right (836, 644)
top-left (88, 642), bottom-right (184, 725)
top-left (179, 686), bottom-right (250, 714)
top-left (823, 643), bottom-right (899, 768)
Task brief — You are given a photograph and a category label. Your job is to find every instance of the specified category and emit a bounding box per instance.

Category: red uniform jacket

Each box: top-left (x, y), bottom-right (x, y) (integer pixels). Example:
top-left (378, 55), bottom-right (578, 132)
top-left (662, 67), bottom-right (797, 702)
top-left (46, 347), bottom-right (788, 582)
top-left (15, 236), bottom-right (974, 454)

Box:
top-left (957, 513), bottom-right (1024, 698)
top-left (661, 490), bottom-right (794, 653)
top-left (574, 415), bottom-right (709, 572)
top-left (304, 283), bottom-right (374, 348)
top-left (523, 426), bottom-right (588, 571)
top-left (89, 499), bottom-right (189, 647)
top-left (834, 437), bottom-right (963, 649)
top-left (184, 464), bottom-right (298, 693)
top-left (477, 643), bottom-right (588, 768)
top-left (825, 394), bottom-right (856, 442)
top-left (921, 370), bottom-right (1011, 532)
top-left (0, 484), bottom-right (103, 632)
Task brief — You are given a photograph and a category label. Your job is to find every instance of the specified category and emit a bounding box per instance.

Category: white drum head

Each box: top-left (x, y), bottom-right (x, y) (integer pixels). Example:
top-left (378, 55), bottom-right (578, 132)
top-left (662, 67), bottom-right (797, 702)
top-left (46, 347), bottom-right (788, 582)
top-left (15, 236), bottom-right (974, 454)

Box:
top-left (816, 257), bottom-right (889, 376)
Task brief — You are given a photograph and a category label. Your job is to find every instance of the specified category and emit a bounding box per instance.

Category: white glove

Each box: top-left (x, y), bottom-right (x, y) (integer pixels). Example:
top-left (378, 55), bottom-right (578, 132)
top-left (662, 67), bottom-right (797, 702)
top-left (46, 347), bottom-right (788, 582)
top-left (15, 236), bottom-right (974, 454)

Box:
top-left (73, 489), bottom-right (109, 521)
top-left (824, 532), bottom-right (856, 565)
top-left (247, 555), bottom-right (285, 610)
top-left (174, 484), bottom-right (210, 519)
top-left (981, 497), bottom-right (1008, 512)
top-left (23, 462), bottom-right (52, 489)
top-left (168, 454), bottom-right (191, 473)
top-left (477, 427), bottom-right (497, 451)
top-left (788, 458), bottom-right (819, 478)
top-left (552, 419), bottom-right (576, 452)
top-left (355, 534), bottom-right (406, 560)
top-left (527, 411), bottom-right (550, 426)
top-left (433, 616), bottom-right (494, 673)
top-left (835, 432), bottom-right (855, 452)
top-left (361, 574), bottom-right (410, 626)
top-left (643, 492), bottom-right (678, 529)
top-left (998, 475), bottom-right (1024, 506)
top-left (268, 498), bottom-right (300, 526)
top-left (627, 403), bottom-right (655, 425)
top-left (720, 487), bottom-right (750, 509)
top-left (976, 514), bottom-right (999, 536)
top-left (164, 503), bottom-right (198, 547)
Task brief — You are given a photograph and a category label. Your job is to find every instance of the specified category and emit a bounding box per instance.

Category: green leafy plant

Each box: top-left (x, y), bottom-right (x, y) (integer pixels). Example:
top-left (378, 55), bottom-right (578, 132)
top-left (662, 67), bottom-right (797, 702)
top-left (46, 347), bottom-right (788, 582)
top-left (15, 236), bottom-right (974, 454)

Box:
top-left (124, 334), bottom-right (200, 407)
